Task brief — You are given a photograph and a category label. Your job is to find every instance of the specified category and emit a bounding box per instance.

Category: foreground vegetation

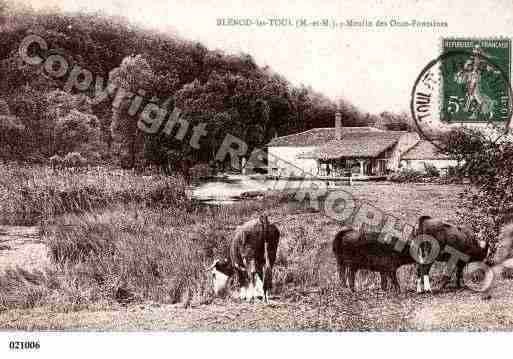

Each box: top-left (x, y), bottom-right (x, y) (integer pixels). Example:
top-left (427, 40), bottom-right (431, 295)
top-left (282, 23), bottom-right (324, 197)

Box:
top-left (4, 173), bottom-right (511, 330)
top-left (5, 278), bottom-right (513, 331)
top-left (0, 164), bottom-right (472, 327)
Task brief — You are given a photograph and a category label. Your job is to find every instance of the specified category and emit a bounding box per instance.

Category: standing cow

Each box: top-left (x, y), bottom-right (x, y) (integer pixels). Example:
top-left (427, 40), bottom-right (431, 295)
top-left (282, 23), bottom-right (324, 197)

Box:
top-left (333, 227), bottom-right (415, 292)
top-left (207, 215), bottom-right (279, 302)
top-left (416, 215), bottom-right (489, 290)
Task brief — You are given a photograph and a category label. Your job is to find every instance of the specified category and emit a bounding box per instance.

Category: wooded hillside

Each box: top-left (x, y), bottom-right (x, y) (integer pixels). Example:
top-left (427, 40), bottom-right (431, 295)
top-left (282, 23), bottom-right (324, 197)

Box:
top-left (0, 6), bottom-right (412, 171)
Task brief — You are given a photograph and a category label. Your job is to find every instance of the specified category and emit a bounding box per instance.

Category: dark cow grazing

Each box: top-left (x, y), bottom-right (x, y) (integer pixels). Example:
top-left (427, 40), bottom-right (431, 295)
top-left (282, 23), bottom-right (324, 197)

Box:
top-left (333, 227), bottom-right (415, 292)
top-left (207, 215), bottom-right (279, 302)
top-left (416, 215), bottom-right (489, 290)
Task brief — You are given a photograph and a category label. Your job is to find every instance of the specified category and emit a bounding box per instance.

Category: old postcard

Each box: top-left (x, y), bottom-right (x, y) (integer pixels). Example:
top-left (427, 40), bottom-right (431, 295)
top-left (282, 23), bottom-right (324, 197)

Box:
top-left (0, 0), bottom-right (513, 357)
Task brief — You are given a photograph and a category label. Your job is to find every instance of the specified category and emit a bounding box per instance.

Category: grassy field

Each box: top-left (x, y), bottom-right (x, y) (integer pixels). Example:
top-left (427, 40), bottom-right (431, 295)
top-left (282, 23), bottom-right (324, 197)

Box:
top-left (1, 166), bottom-right (509, 331)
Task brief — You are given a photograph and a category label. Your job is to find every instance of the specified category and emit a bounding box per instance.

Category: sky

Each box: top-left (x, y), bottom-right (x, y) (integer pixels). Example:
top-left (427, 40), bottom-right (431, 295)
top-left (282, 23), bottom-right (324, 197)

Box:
top-left (12, 0), bottom-right (513, 114)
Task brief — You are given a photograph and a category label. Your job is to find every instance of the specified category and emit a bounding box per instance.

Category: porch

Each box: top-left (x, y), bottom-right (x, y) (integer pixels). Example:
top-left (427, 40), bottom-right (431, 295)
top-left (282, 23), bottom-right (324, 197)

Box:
top-left (315, 158), bottom-right (389, 178)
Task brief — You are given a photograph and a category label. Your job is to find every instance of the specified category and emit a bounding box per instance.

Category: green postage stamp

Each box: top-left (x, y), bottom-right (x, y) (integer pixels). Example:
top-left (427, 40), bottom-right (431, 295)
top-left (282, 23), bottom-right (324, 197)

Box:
top-left (441, 38), bottom-right (511, 123)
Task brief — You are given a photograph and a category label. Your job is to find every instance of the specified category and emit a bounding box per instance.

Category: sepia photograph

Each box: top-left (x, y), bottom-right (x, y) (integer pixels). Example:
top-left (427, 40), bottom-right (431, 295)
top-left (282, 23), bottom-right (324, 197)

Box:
top-left (0, 0), bottom-right (513, 356)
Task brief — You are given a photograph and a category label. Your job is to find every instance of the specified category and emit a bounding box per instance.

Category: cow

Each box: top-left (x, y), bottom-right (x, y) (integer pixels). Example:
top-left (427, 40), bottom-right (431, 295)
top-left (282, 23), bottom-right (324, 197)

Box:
top-left (333, 227), bottom-right (416, 292)
top-left (416, 215), bottom-right (490, 290)
top-left (207, 215), bottom-right (279, 303)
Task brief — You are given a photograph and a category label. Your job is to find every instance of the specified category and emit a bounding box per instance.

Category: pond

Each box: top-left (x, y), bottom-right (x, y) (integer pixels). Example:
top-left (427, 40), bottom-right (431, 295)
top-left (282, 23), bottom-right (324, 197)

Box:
top-left (189, 174), bottom-right (363, 204)
top-left (189, 174), bottom-right (277, 204)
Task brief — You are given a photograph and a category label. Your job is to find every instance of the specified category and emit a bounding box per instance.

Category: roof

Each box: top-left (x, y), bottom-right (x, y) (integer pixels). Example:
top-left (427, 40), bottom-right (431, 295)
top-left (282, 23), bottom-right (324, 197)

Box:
top-left (401, 140), bottom-right (453, 160)
top-left (298, 131), bottom-right (408, 159)
top-left (266, 127), bottom-right (383, 147)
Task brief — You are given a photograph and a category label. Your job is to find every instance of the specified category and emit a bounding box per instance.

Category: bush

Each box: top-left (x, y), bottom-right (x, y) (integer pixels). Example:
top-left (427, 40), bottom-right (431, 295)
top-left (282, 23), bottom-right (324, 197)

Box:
top-left (62, 152), bottom-right (87, 168)
top-left (388, 168), bottom-right (425, 183)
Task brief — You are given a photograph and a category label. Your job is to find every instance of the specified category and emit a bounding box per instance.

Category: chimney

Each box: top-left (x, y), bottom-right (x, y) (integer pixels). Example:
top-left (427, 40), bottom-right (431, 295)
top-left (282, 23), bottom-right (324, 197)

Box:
top-left (335, 110), bottom-right (342, 140)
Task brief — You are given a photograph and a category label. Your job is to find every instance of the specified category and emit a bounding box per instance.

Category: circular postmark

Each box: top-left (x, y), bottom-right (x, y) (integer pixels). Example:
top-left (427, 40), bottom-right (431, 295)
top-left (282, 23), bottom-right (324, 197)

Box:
top-left (411, 48), bottom-right (513, 150)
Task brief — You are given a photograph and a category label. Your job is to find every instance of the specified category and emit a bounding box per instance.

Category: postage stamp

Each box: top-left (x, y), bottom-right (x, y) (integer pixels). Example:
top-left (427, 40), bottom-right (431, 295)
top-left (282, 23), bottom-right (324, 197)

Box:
top-left (411, 38), bottom-right (513, 147)
top-left (441, 38), bottom-right (511, 123)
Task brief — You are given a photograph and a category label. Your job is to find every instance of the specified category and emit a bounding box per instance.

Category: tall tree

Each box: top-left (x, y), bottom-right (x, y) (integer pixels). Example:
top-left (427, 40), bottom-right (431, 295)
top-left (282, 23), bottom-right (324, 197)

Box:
top-left (109, 54), bottom-right (155, 168)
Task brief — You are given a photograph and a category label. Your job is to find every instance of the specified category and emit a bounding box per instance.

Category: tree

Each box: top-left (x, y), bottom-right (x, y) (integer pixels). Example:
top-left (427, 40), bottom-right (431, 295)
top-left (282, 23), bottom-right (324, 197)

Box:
top-left (0, 10), bottom-right (354, 169)
top-left (8, 85), bottom-right (49, 159)
top-left (337, 99), bottom-right (365, 127)
top-left (54, 109), bottom-right (102, 160)
top-left (45, 90), bottom-right (101, 158)
top-left (109, 54), bottom-right (155, 168)
top-left (377, 111), bottom-right (414, 131)
top-left (442, 127), bottom-right (513, 255)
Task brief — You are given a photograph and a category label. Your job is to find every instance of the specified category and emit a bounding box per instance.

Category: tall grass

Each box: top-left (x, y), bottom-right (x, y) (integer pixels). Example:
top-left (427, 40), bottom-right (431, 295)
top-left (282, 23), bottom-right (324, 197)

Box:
top-left (0, 191), bottom-right (303, 310)
top-left (0, 167), bottom-right (458, 314)
top-left (44, 208), bottom-right (211, 305)
top-left (40, 196), bottom-right (303, 306)
top-left (0, 163), bottom-right (190, 225)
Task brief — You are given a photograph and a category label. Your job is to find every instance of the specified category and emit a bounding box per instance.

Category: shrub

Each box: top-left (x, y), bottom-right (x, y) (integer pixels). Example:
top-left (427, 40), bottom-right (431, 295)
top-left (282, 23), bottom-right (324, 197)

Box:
top-left (62, 152), bottom-right (87, 168)
top-left (388, 168), bottom-right (425, 183)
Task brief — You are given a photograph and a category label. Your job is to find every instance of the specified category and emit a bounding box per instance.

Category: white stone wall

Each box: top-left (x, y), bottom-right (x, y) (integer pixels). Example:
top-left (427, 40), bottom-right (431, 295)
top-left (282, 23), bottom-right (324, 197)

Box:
top-left (268, 146), bottom-right (318, 177)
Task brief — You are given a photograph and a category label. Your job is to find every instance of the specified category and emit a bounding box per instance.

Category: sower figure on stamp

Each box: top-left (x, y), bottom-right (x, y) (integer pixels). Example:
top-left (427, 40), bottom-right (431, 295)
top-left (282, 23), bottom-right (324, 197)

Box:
top-left (454, 45), bottom-right (500, 119)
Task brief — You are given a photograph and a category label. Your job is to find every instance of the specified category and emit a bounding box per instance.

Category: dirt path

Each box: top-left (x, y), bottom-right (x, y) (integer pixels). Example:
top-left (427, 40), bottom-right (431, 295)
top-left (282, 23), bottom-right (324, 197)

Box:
top-left (0, 226), bottom-right (50, 273)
